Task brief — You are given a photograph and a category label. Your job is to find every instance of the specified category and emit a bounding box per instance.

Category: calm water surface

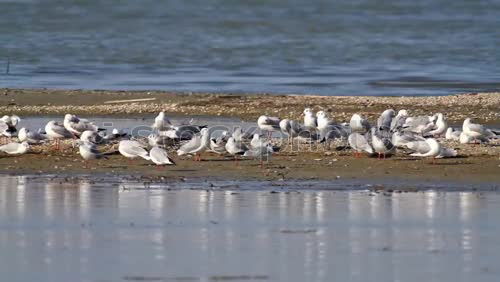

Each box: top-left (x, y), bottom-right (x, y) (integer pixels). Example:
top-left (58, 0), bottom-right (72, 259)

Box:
top-left (0, 175), bottom-right (499, 282)
top-left (1, 0), bottom-right (500, 95)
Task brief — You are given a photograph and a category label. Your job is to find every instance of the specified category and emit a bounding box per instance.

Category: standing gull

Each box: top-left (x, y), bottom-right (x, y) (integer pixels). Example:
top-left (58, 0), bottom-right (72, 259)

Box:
top-left (428, 113), bottom-right (448, 137)
top-left (152, 111), bottom-right (172, 131)
top-left (371, 127), bottom-right (395, 159)
top-left (390, 110), bottom-right (408, 132)
top-left (225, 136), bottom-right (248, 162)
top-left (303, 108), bottom-right (317, 130)
top-left (257, 115), bottom-right (281, 139)
top-left (348, 132), bottom-right (373, 157)
top-left (45, 120), bottom-right (73, 150)
top-left (176, 128), bottom-right (210, 161)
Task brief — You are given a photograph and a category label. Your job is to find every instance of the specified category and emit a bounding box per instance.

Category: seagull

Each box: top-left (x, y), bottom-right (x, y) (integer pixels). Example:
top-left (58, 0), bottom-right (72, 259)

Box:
top-left (303, 108), bottom-right (317, 130)
top-left (0, 141), bottom-right (29, 155)
top-left (209, 131), bottom-right (229, 154)
top-left (318, 124), bottom-right (349, 149)
top-left (18, 128), bottom-right (46, 144)
top-left (279, 119), bottom-right (292, 142)
top-left (63, 114), bottom-right (100, 137)
top-left (316, 111), bottom-right (339, 130)
top-left (232, 127), bottom-right (253, 142)
top-left (371, 127), bottom-right (395, 159)
top-left (77, 141), bottom-right (107, 160)
top-left (350, 114), bottom-right (371, 134)
top-left (428, 113), bottom-right (447, 137)
top-left (390, 110), bottom-right (409, 132)
top-left (405, 138), bottom-right (444, 163)
top-left (80, 130), bottom-right (104, 144)
top-left (103, 128), bottom-right (129, 142)
top-left (250, 133), bottom-right (267, 149)
top-left (148, 133), bottom-right (174, 147)
top-left (348, 132), bottom-right (373, 157)
top-left (152, 111), bottom-right (172, 131)
top-left (225, 136), bottom-right (248, 162)
top-left (257, 115), bottom-right (280, 138)
top-left (377, 109), bottom-right (395, 131)
top-left (160, 125), bottom-right (206, 140)
top-left (391, 130), bottom-right (425, 148)
top-left (445, 128), bottom-right (461, 141)
top-left (0, 115), bottom-right (20, 139)
top-left (118, 140), bottom-right (151, 161)
top-left (150, 146), bottom-right (176, 166)
top-left (45, 120), bottom-right (73, 150)
top-left (462, 118), bottom-right (496, 141)
top-left (459, 131), bottom-right (489, 144)
top-left (244, 143), bottom-right (274, 167)
top-left (402, 116), bottom-right (435, 135)
top-left (176, 128), bottom-right (210, 161)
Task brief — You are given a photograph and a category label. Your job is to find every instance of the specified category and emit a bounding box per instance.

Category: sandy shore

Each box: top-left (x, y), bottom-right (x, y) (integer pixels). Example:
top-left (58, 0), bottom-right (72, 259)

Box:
top-left (1, 88), bottom-right (499, 124)
top-left (0, 88), bottom-right (499, 185)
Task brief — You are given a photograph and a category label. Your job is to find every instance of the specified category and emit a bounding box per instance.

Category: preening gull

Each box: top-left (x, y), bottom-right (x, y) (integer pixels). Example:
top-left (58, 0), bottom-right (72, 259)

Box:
top-left (152, 111), bottom-right (172, 131)
top-left (64, 114), bottom-right (100, 136)
top-left (405, 138), bottom-right (455, 160)
top-left (78, 141), bottom-right (107, 160)
top-left (377, 109), bottom-right (395, 131)
top-left (392, 130), bottom-right (425, 148)
top-left (150, 146), bottom-right (176, 165)
top-left (445, 128), bottom-right (461, 141)
top-left (0, 115), bottom-right (20, 137)
top-left (390, 110), bottom-right (408, 132)
top-left (371, 127), bottom-right (395, 159)
top-left (209, 131), bottom-right (229, 154)
top-left (257, 115), bottom-right (281, 138)
top-left (350, 114), bottom-right (371, 134)
top-left (463, 118), bottom-right (497, 140)
top-left (80, 130), bottom-right (104, 144)
top-left (428, 113), bottom-right (447, 137)
top-left (225, 136), bottom-right (248, 161)
top-left (303, 108), bottom-right (317, 130)
top-left (118, 140), bottom-right (150, 160)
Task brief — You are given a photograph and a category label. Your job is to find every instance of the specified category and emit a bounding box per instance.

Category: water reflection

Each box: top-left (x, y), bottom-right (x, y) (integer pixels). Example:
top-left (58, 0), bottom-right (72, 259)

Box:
top-left (0, 176), bottom-right (498, 282)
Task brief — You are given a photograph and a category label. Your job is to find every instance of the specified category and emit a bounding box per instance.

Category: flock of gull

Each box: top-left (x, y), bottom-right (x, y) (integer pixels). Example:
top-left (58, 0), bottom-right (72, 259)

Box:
top-left (0, 108), bottom-right (498, 167)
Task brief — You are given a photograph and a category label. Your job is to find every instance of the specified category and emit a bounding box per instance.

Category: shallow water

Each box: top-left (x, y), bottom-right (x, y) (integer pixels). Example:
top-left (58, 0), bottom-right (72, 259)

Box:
top-left (1, 0), bottom-right (500, 96)
top-left (1, 175), bottom-right (499, 282)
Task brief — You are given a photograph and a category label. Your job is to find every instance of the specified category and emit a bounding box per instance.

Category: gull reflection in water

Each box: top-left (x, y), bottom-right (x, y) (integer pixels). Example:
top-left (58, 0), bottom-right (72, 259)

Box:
top-left (0, 176), bottom-right (497, 282)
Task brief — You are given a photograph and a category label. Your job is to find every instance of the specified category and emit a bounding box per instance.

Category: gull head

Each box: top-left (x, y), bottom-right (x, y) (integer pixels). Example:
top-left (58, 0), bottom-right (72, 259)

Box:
top-left (316, 111), bottom-right (327, 119)
top-left (303, 108), bottom-right (313, 116)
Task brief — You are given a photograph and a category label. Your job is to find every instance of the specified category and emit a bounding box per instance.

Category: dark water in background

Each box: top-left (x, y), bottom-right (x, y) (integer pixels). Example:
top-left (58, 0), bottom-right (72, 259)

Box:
top-left (1, 0), bottom-right (500, 96)
top-left (1, 175), bottom-right (500, 282)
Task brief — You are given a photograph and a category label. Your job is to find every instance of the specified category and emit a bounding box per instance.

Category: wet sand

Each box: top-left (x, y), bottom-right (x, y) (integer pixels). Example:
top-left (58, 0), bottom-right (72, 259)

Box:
top-left (0, 88), bottom-right (498, 185)
top-left (0, 140), bottom-right (498, 186)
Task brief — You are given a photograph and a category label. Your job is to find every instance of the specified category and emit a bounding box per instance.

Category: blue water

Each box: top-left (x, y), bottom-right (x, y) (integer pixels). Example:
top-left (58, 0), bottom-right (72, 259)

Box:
top-left (1, 0), bottom-right (500, 95)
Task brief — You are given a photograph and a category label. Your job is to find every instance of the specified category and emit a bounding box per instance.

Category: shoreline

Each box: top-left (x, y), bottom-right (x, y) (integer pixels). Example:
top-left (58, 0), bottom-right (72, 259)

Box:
top-left (0, 140), bottom-right (498, 185)
top-left (1, 88), bottom-right (499, 124)
top-left (0, 88), bottom-right (498, 185)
